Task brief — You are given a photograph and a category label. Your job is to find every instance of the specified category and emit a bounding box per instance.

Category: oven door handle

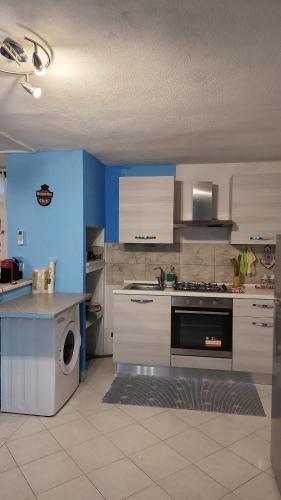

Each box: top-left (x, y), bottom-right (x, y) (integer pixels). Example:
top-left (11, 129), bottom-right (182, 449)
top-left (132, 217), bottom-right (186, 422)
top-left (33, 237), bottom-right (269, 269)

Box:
top-left (174, 310), bottom-right (230, 316)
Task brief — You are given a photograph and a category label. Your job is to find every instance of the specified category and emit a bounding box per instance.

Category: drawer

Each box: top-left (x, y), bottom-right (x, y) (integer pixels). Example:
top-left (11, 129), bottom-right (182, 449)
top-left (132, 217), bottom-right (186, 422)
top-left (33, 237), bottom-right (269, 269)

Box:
top-left (171, 355), bottom-right (232, 371)
top-left (233, 316), bottom-right (273, 374)
top-left (233, 298), bottom-right (274, 318)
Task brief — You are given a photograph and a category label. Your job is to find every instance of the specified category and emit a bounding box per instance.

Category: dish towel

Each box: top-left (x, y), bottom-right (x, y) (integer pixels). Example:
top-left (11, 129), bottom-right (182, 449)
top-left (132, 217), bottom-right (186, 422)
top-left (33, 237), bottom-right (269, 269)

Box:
top-left (239, 247), bottom-right (248, 276)
top-left (246, 247), bottom-right (257, 276)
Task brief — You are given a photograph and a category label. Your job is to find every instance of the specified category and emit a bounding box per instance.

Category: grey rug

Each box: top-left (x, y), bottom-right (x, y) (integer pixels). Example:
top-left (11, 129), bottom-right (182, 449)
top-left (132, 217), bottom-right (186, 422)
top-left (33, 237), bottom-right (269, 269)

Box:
top-left (103, 374), bottom-right (266, 416)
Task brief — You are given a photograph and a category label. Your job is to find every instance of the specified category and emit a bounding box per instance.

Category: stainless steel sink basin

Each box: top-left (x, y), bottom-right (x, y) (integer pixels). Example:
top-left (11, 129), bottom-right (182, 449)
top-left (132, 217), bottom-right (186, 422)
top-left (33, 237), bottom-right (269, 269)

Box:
top-left (127, 283), bottom-right (162, 291)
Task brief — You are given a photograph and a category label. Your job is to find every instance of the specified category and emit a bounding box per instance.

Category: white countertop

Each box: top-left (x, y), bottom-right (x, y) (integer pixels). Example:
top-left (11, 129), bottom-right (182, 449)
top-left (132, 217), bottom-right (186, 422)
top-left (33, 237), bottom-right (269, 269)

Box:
top-left (113, 281), bottom-right (274, 300)
top-left (0, 279), bottom-right (32, 293)
top-left (0, 292), bottom-right (91, 318)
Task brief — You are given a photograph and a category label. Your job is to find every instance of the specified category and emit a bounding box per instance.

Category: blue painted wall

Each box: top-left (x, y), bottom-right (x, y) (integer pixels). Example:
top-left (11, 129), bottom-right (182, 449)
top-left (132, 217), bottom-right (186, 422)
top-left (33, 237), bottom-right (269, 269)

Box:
top-left (105, 164), bottom-right (176, 243)
top-left (7, 150), bottom-right (84, 293)
top-left (83, 151), bottom-right (105, 228)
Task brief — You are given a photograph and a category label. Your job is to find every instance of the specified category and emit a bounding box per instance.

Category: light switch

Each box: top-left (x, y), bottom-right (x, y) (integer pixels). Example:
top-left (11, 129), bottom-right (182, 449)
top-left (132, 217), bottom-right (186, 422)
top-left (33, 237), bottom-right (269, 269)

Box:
top-left (17, 230), bottom-right (24, 246)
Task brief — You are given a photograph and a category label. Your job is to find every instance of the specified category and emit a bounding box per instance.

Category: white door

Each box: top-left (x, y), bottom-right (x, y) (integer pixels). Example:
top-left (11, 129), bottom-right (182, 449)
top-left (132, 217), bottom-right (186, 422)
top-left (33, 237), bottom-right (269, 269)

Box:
top-left (59, 321), bottom-right (81, 374)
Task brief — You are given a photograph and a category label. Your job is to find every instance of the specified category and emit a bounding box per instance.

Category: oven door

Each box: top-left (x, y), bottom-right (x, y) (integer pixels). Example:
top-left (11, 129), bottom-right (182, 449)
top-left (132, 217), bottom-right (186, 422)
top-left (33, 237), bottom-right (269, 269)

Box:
top-left (171, 307), bottom-right (232, 358)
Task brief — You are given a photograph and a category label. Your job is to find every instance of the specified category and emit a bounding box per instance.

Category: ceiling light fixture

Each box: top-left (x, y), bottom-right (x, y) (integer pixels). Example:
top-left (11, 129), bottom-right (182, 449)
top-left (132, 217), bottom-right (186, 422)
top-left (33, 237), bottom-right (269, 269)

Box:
top-left (21, 74), bottom-right (42, 98)
top-left (0, 28), bottom-right (53, 98)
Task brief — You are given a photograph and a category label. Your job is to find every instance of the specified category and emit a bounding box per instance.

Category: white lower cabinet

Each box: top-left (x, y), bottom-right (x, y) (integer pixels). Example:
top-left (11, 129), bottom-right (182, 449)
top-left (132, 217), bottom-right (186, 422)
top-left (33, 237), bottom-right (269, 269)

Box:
top-left (113, 294), bottom-right (171, 366)
top-left (232, 316), bottom-right (273, 374)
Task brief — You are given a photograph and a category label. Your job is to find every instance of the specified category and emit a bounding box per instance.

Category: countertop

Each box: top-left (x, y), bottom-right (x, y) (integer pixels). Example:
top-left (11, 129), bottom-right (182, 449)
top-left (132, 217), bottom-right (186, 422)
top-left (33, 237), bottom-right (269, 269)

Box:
top-left (0, 293), bottom-right (91, 319)
top-left (0, 279), bottom-right (32, 293)
top-left (113, 282), bottom-right (274, 300)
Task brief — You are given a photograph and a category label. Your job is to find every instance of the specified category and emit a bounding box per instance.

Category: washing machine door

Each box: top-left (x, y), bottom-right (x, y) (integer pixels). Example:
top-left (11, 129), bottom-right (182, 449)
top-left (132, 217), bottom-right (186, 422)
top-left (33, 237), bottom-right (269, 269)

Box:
top-left (59, 321), bottom-right (81, 375)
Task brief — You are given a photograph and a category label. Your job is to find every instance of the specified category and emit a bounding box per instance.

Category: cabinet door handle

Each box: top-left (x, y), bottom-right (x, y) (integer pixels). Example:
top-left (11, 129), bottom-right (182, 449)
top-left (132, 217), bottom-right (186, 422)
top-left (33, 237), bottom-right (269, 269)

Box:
top-left (134, 236), bottom-right (156, 240)
top-left (252, 304), bottom-right (273, 309)
top-left (252, 321), bottom-right (273, 327)
top-left (131, 299), bottom-right (154, 304)
top-left (250, 236), bottom-right (272, 240)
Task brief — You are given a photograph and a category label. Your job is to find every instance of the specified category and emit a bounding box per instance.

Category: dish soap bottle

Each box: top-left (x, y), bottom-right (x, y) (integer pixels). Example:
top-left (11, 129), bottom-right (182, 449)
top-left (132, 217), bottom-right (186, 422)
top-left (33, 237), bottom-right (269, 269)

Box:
top-left (165, 266), bottom-right (176, 288)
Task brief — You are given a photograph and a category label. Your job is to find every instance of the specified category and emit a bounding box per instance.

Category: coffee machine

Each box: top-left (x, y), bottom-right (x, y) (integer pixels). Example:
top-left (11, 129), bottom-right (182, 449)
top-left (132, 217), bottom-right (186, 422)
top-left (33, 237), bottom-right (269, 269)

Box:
top-left (0, 258), bottom-right (23, 283)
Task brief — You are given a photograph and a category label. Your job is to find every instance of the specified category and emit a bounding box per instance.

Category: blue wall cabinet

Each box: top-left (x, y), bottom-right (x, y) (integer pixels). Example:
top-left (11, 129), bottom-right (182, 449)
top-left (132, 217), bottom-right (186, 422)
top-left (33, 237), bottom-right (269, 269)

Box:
top-left (119, 176), bottom-right (175, 243)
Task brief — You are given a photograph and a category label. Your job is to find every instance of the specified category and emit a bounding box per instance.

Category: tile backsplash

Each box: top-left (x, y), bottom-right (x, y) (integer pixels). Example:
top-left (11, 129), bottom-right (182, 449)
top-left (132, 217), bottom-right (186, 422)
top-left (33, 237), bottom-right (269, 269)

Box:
top-left (105, 243), bottom-right (275, 286)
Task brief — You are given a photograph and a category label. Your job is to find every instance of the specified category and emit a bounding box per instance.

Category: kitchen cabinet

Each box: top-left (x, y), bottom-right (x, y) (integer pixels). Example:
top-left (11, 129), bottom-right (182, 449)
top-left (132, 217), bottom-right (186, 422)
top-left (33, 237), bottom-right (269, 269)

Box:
top-left (119, 176), bottom-right (174, 243)
top-left (232, 298), bottom-right (274, 374)
top-left (231, 173), bottom-right (281, 244)
top-left (113, 294), bottom-right (171, 366)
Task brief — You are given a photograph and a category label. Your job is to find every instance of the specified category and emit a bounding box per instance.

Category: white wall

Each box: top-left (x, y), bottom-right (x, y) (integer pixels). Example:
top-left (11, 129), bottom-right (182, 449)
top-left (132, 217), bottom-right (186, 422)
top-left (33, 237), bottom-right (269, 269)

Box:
top-left (175, 161), bottom-right (281, 242)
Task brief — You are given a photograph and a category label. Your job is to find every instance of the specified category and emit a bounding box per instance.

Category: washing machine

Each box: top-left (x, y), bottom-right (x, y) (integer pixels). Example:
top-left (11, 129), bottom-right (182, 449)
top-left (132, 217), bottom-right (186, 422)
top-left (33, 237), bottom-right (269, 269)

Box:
top-left (1, 305), bottom-right (81, 416)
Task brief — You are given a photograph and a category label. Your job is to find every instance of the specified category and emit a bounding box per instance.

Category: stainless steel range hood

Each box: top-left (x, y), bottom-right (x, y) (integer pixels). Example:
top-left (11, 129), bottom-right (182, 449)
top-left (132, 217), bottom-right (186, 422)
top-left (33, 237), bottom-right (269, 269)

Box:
top-left (174, 181), bottom-right (233, 228)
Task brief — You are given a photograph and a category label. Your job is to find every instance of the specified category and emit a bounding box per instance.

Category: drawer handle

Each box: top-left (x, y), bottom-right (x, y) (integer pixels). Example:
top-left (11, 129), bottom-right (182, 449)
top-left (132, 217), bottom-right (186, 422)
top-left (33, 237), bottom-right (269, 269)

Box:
top-left (134, 236), bottom-right (157, 240)
top-left (250, 236), bottom-right (272, 240)
top-left (131, 299), bottom-right (154, 304)
top-left (252, 304), bottom-right (273, 309)
top-left (252, 321), bottom-right (273, 328)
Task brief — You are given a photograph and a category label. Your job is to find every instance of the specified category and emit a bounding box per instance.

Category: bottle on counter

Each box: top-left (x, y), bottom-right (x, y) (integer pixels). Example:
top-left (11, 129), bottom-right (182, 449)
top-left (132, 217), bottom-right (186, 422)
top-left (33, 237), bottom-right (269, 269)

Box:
top-left (47, 258), bottom-right (56, 294)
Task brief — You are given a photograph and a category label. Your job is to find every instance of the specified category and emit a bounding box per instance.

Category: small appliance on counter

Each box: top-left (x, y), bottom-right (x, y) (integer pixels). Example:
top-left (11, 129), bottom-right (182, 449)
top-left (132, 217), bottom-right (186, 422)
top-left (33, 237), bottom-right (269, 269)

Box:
top-left (0, 258), bottom-right (23, 283)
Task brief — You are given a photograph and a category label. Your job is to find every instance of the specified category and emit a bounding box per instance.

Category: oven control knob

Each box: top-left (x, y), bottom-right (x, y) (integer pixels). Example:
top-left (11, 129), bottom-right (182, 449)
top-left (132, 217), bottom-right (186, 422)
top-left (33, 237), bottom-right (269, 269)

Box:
top-left (199, 300), bottom-right (203, 305)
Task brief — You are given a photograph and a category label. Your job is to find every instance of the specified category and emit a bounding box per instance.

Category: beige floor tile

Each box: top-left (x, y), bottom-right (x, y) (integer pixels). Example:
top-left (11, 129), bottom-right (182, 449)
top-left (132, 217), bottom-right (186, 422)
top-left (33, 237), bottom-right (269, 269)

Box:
top-left (118, 404), bottom-right (165, 421)
top-left (266, 466), bottom-right (275, 477)
top-left (158, 464), bottom-right (227, 500)
top-left (220, 494), bottom-right (240, 500)
top-left (68, 434), bottom-right (124, 473)
top-left (0, 467), bottom-right (34, 500)
top-left (88, 373), bottom-right (115, 395)
top-left (0, 445), bottom-right (17, 473)
top-left (40, 403), bottom-right (81, 429)
top-left (169, 408), bottom-right (220, 426)
top-left (255, 424), bottom-right (271, 442)
top-left (234, 472), bottom-right (281, 500)
top-left (49, 417), bottom-right (99, 448)
top-left (141, 411), bottom-right (189, 439)
top-left (0, 413), bottom-right (28, 440)
top-left (7, 430), bottom-right (61, 465)
top-left (229, 433), bottom-right (271, 471)
top-left (197, 448), bottom-right (260, 490)
top-left (198, 414), bottom-right (267, 446)
top-left (37, 476), bottom-right (104, 500)
top-left (88, 407), bottom-right (134, 433)
top-left (71, 383), bottom-right (99, 401)
top-left (9, 417), bottom-right (45, 440)
top-left (71, 393), bottom-right (111, 416)
top-left (126, 484), bottom-right (172, 499)
top-left (166, 427), bottom-right (222, 462)
top-left (21, 450), bottom-right (81, 494)
top-left (129, 441), bottom-right (189, 481)
top-left (108, 422), bottom-right (159, 455)
top-left (255, 384), bottom-right (272, 399)
top-left (88, 457), bottom-right (152, 500)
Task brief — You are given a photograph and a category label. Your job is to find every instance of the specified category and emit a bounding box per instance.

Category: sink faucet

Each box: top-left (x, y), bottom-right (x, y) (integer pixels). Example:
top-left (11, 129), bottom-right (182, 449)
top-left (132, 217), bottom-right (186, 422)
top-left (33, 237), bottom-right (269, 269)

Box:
top-left (153, 267), bottom-right (165, 289)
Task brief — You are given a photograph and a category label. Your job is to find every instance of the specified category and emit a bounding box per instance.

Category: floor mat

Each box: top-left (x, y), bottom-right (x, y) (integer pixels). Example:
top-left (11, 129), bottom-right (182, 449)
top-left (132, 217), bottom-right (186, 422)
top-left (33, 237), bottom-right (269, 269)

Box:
top-left (103, 374), bottom-right (266, 416)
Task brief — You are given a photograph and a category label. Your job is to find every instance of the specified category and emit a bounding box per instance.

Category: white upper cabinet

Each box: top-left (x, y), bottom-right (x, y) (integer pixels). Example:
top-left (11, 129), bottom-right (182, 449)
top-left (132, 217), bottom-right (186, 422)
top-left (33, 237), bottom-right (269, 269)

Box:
top-left (231, 173), bottom-right (281, 244)
top-left (119, 176), bottom-right (174, 243)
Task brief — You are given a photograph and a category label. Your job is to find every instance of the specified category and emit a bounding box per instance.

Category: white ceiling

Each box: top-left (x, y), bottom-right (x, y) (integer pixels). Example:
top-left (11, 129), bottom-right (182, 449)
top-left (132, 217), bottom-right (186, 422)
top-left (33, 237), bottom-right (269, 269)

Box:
top-left (0, 0), bottom-right (281, 165)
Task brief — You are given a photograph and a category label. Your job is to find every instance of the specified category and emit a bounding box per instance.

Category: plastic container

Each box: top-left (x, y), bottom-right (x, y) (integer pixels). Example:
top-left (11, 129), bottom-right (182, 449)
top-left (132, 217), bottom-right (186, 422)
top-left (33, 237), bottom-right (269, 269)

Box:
top-left (47, 258), bottom-right (56, 294)
top-left (32, 268), bottom-right (48, 294)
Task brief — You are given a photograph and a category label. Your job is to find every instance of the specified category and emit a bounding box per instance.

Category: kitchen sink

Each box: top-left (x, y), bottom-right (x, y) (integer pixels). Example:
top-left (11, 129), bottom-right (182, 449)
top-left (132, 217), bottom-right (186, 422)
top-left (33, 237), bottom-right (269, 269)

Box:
top-left (126, 283), bottom-right (163, 291)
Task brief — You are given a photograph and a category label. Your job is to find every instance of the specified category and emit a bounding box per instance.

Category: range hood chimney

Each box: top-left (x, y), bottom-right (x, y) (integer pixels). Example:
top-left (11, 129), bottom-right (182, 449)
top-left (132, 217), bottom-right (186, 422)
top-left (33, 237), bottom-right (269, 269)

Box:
top-left (174, 181), bottom-right (233, 228)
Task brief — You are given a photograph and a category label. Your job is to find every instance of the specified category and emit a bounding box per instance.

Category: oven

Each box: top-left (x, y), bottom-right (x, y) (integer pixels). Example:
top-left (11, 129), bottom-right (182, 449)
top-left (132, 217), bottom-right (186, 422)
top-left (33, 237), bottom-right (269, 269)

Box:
top-left (171, 296), bottom-right (233, 358)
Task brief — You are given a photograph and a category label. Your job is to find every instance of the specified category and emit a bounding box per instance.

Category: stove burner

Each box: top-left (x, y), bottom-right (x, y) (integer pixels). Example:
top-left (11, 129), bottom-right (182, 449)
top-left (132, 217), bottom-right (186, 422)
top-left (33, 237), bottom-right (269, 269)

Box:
top-left (174, 281), bottom-right (228, 293)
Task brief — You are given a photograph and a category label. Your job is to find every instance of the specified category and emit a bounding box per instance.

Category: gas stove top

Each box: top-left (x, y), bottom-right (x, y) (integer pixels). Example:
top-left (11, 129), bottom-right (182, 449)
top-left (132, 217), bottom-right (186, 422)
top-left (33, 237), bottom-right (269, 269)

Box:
top-left (173, 281), bottom-right (228, 293)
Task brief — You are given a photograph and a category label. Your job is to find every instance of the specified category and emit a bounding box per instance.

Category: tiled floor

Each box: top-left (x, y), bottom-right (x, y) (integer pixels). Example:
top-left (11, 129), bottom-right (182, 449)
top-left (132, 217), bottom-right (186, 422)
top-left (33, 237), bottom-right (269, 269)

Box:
top-left (0, 357), bottom-right (280, 500)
